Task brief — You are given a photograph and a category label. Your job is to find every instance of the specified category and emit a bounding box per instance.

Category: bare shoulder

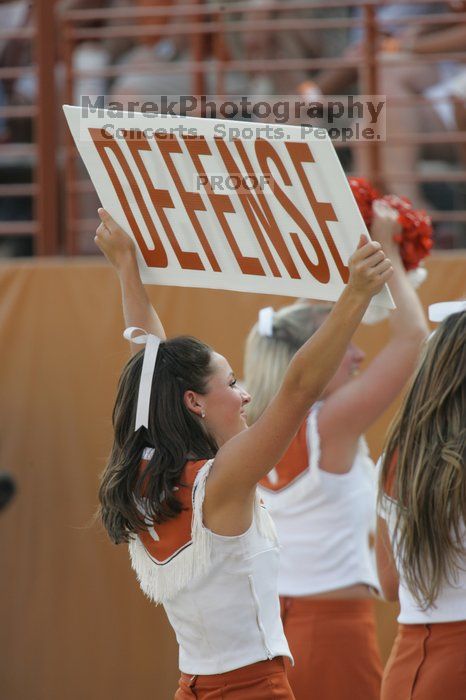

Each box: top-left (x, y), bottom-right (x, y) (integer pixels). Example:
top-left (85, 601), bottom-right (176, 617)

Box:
top-left (203, 458), bottom-right (256, 536)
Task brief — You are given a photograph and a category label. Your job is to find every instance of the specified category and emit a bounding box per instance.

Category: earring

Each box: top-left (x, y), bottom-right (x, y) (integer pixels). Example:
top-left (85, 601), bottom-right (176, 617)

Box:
top-left (201, 410), bottom-right (206, 419)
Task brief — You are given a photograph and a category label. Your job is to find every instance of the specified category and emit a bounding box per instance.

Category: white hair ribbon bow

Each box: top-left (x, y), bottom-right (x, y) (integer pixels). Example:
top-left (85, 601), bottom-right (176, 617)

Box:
top-left (258, 307), bottom-right (274, 337)
top-left (123, 327), bottom-right (162, 430)
top-left (428, 301), bottom-right (466, 323)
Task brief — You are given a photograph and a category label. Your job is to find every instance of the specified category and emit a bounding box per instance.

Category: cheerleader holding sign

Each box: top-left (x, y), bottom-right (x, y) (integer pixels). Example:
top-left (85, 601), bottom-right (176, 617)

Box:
top-left (95, 208), bottom-right (393, 699)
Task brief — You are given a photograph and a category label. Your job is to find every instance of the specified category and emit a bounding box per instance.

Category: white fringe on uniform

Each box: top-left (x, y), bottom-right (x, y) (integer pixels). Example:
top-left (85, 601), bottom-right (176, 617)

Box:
top-left (129, 458), bottom-right (278, 604)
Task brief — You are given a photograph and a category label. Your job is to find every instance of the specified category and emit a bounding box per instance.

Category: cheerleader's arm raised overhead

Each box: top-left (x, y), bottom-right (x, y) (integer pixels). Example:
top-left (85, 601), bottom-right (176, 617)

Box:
top-left (94, 208), bottom-right (167, 352)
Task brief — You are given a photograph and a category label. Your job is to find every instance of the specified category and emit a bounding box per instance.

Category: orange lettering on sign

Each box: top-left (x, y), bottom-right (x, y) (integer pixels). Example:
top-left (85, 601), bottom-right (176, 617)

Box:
top-left (285, 142), bottom-right (349, 283)
top-left (124, 130), bottom-right (205, 271)
top-left (255, 140), bottom-right (330, 284)
top-left (155, 134), bottom-right (221, 272)
top-left (89, 128), bottom-right (168, 268)
top-left (216, 138), bottom-right (301, 280)
top-left (183, 135), bottom-right (265, 277)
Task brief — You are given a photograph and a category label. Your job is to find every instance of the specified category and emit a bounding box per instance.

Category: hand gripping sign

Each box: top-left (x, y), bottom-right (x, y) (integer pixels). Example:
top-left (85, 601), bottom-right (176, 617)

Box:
top-left (63, 105), bottom-right (393, 309)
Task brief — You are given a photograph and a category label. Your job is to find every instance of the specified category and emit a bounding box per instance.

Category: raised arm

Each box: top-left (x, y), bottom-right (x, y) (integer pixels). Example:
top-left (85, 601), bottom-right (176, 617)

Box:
top-left (94, 209), bottom-right (167, 350)
top-left (318, 200), bottom-right (429, 445)
top-left (204, 236), bottom-right (393, 534)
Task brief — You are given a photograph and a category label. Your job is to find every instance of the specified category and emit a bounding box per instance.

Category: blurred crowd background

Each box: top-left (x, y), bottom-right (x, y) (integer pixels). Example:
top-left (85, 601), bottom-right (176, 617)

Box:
top-left (1, 0), bottom-right (466, 254)
top-left (0, 5), bottom-right (465, 699)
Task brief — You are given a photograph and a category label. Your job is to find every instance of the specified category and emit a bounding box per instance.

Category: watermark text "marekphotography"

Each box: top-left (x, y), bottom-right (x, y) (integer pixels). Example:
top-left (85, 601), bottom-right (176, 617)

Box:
top-left (80, 94), bottom-right (386, 141)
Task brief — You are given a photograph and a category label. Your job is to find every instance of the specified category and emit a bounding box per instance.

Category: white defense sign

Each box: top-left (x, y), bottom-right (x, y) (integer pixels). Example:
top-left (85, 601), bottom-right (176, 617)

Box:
top-left (63, 105), bottom-right (393, 309)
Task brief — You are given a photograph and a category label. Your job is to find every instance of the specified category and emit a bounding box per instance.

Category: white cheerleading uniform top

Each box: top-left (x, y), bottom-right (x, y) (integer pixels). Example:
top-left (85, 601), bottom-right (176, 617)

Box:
top-left (258, 402), bottom-right (379, 597)
top-left (378, 458), bottom-right (466, 624)
top-left (129, 450), bottom-right (292, 675)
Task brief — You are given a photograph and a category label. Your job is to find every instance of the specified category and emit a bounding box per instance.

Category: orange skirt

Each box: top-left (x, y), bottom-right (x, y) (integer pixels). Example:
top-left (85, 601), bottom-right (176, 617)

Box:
top-left (280, 596), bottom-right (382, 700)
top-left (381, 620), bottom-right (466, 700)
top-left (175, 657), bottom-right (295, 699)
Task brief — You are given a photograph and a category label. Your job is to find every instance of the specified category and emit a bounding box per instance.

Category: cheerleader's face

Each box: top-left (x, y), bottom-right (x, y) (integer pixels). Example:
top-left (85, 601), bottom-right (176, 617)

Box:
top-left (321, 342), bottom-right (366, 397)
top-left (199, 352), bottom-right (251, 447)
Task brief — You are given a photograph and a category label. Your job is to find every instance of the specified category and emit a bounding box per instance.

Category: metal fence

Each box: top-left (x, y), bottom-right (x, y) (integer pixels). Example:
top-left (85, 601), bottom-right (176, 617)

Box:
top-left (0, 0), bottom-right (58, 253)
top-left (1, 0), bottom-right (465, 254)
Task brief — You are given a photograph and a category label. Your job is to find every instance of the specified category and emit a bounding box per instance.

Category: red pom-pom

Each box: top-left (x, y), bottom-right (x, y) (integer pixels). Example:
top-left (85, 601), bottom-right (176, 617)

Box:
top-left (348, 178), bottom-right (433, 271)
top-left (381, 194), bottom-right (433, 270)
top-left (348, 177), bottom-right (380, 227)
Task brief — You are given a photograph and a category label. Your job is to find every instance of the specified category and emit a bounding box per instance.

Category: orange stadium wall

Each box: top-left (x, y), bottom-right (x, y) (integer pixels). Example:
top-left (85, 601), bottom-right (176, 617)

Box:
top-left (0, 252), bottom-right (464, 700)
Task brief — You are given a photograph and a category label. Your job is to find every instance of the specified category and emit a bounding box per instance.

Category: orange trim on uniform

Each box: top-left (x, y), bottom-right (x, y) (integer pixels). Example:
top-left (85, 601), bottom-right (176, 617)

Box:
top-left (259, 419), bottom-right (309, 492)
top-left (138, 458), bottom-right (207, 564)
top-left (280, 597), bottom-right (382, 700)
top-left (382, 620), bottom-right (466, 700)
top-left (175, 657), bottom-right (295, 699)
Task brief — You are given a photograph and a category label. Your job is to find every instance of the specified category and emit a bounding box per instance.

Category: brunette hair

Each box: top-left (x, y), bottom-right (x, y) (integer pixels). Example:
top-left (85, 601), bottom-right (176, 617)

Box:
top-left (99, 336), bottom-right (218, 544)
top-left (380, 311), bottom-right (466, 609)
